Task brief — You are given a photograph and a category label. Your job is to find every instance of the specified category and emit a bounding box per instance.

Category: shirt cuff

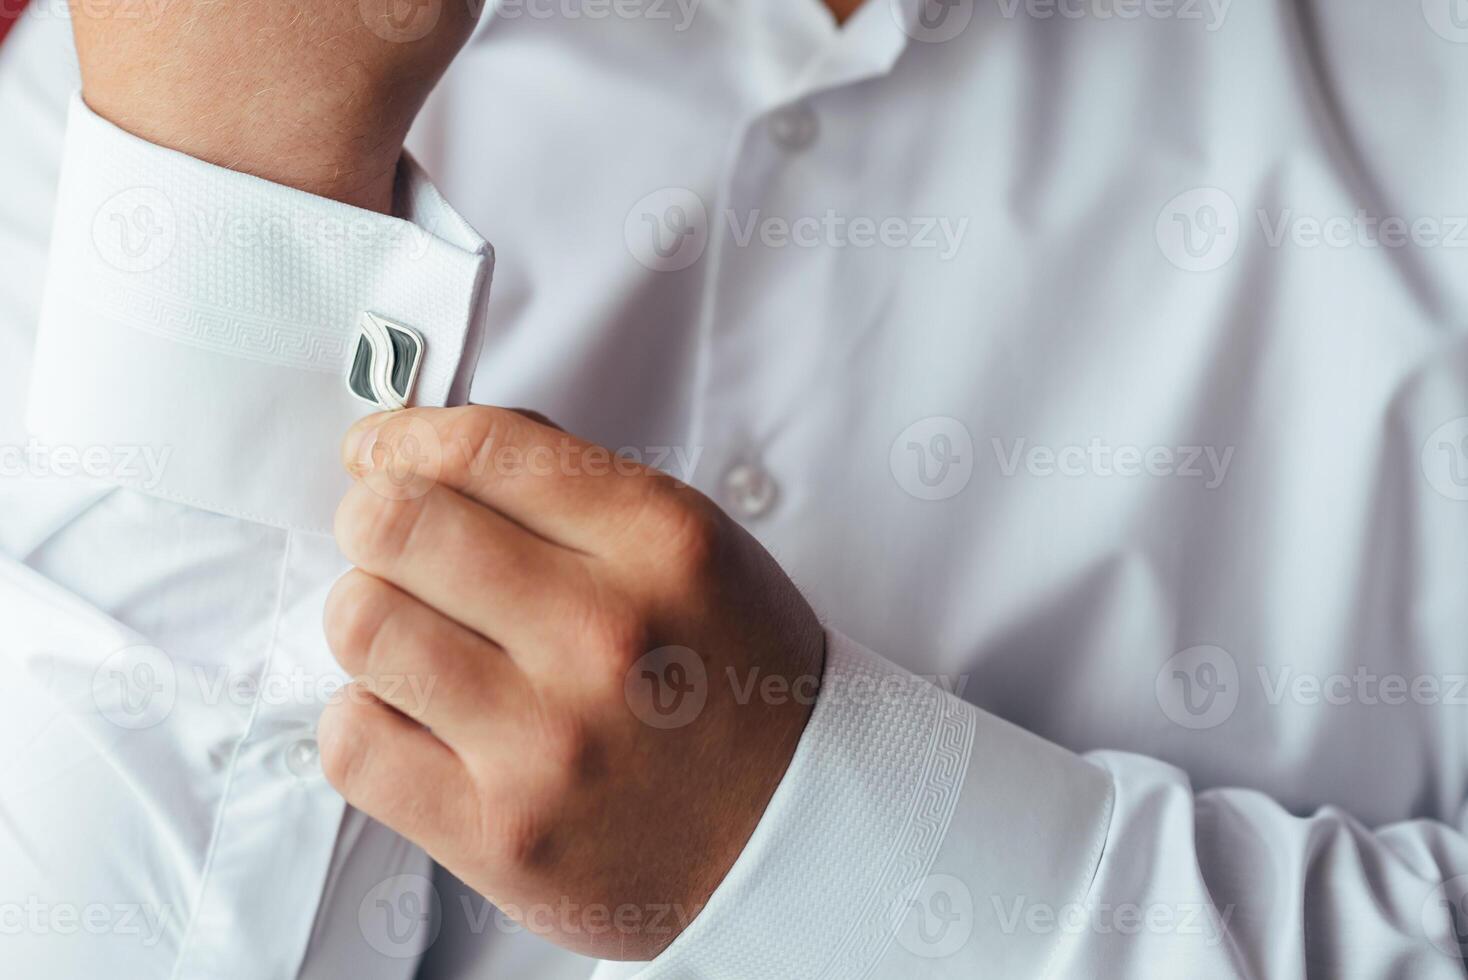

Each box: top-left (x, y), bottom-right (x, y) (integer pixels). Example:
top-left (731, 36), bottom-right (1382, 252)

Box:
top-left (595, 630), bottom-right (1116, 979)
top-left (24, 93), bottom-right (494, 534)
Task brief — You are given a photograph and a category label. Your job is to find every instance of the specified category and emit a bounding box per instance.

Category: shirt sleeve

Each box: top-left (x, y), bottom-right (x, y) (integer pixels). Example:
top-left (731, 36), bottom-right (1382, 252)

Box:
top-left (26, 93), bottom-right (495, 534)
top-left (595, 630), bottom-right (1468, 979)
top-left (2, 89), bottom-right (494, 980)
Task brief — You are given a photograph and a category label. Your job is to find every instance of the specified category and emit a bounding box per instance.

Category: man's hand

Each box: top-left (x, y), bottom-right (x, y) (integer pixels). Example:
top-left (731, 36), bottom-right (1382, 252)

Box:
top-left (70, 0), bottom-right (481, 211)
top-left (319, 407), bottom-right (826, 959)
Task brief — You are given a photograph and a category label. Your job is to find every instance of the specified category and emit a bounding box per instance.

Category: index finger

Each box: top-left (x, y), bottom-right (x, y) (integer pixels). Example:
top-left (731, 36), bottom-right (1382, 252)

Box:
top-left (342, 405), bottom-right (690, 554)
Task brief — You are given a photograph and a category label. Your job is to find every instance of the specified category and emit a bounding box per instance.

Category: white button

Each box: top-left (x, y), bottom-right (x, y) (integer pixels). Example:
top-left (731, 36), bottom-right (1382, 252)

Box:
top-left (768, 104), bottom-right (819, 152)
top-left (285, 736), bottom-right (321, 779)
top-left (723, 461), bottom-right (779, 519)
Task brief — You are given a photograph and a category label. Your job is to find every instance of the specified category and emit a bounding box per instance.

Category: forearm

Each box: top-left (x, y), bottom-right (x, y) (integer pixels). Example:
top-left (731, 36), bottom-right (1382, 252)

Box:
top-left (68, 0), bottom-right (478, 212)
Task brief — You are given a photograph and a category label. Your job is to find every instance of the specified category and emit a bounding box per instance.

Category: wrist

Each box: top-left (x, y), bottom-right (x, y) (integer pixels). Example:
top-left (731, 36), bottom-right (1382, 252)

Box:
top-left (68, 2), bottom-right (479, 214)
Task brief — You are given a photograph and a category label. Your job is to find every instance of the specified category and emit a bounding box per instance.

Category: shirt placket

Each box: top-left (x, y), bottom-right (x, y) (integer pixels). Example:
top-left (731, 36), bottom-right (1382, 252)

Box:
top-left (688, 4), bottom-right (914, 529)
top-left (170, 531), bottom-right (356, 980)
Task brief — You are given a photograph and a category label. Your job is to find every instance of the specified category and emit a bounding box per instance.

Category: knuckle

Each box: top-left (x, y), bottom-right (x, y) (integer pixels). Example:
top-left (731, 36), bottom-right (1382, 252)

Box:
top-left (317, 701), bottom-right (368, 792)
top-left (444, 405), bottom-right (524, 484)
top-left (578, 599), bottom-right (649, 669)
top-left (657, 492), bottom-right (724, 578)
top-left (324, 576), bottom-right (434, 689)
top-left (389, 631), bottom-right (453, 699)
top-left (485, 798), bottom-right (558, 870)
top-left (534, 709), bottom-right (597, 783)
top-left (473, 707), bottom-right (594, 871)
top-left (322, 572), bottom-right (390, 673)
top-left (334, 483), bottom-right (427, 568)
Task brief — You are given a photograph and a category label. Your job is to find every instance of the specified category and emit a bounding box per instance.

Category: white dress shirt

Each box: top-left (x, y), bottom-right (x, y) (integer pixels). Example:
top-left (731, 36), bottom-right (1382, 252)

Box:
top-left (3, 1), bottom-right (1468, 977)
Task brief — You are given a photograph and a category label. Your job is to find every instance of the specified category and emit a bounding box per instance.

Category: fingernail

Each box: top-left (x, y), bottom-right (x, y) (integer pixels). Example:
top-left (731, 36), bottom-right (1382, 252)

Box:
top-left (344, 424), bottom-right (382, 478)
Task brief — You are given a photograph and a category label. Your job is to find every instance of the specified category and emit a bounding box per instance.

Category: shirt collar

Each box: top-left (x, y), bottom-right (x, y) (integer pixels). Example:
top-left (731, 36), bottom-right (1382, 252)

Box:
top-left (466, 0), bottom-right (918, 103)
top-left (784, 0), bottom-right (917, 101)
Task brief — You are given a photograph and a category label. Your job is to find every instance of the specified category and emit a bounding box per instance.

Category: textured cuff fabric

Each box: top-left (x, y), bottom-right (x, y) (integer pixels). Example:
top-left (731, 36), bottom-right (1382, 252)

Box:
top-left (595, 631), bottom-right (1116, 980)
top-left (25, 93), bottom-right (494, 534)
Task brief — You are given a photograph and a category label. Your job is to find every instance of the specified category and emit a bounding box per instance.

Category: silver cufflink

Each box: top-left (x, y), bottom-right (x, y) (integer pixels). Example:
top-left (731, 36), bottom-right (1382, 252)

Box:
top-left (348, 312), bottom-right (424, 411)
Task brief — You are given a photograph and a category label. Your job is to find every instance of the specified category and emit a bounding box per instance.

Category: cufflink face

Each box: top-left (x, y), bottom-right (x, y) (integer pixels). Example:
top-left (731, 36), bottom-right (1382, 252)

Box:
top-left (348, 312), bottom-right (424, 411)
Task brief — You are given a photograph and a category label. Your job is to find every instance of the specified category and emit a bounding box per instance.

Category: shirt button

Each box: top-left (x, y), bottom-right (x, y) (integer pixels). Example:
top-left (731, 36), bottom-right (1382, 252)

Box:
top-left (285, 736), bottom-right (321, 779)
top-left (723, 461), bottom-right (779, 519)
top-left (768, 104), bottom-right (819, 152)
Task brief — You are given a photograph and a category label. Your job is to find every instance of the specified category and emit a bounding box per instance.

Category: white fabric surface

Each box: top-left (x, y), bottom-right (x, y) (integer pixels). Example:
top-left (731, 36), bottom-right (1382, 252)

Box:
top-left (28, 96), bottom-right (493, 533)
top-left (2, 0), bottom-right (1468, 978)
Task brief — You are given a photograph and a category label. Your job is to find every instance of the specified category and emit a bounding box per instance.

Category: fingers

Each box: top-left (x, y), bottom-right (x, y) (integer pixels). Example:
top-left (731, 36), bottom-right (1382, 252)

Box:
top-left (317, 688), bottom-right (477, 856)
top-left (506, 408), bottom-right (563, 431)
top-left (323, 569), bottom-right (532, 741)
top-left (334, 480), bottom-right (594, 659)
top-left (341, 405), bottom-right (686, 555)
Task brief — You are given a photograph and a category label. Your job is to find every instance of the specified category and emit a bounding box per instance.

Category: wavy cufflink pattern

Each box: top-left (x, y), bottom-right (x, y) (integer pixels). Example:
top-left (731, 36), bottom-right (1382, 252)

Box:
top-left (347, 312), bottom-right (425, 411)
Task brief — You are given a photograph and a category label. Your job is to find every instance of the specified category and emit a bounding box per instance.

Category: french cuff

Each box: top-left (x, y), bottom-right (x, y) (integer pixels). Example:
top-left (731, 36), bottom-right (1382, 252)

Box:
top-left (595, 631), bottom-right (1117, 980)
top-left (25, 93), bottom-right (494, 535)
